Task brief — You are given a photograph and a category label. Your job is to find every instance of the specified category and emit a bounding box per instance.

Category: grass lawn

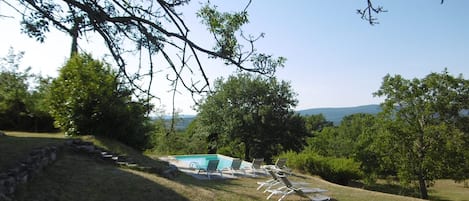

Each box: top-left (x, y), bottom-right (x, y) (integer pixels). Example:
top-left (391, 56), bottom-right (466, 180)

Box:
top-left (2, 131), bottom-right (468, 201)
top-left (428, 180), bottom-right (469, 201)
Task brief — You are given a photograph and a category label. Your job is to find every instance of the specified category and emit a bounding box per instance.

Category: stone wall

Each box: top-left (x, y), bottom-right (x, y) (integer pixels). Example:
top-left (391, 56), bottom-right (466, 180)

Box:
top-left (0, 138), bottom-right (179, 201)
top-left (0, 145), bottom-right (59, 201)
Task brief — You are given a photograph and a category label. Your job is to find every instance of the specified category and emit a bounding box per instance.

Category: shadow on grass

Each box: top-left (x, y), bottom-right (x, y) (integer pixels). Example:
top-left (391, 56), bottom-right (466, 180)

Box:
top-left (174, 173), bottom-right (266, 201)
top-left (2, 133), bottom-right (191, 200)
top-left (2, 133), bottom-right (271, 200)
top-left (0, 133), bottom-right (66, 172)
top-left (14, 149), bottom-right (190, 201)
top-left (80, 135), bottom-right (171, 169)
top-left (349, 180), bottom-right (423, 199)
top-left (427, 196), bottom-right (453, 201)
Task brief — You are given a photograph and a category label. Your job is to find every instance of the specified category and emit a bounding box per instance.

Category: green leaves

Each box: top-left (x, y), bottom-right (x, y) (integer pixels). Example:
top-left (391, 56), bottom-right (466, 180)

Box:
top-left (374, 69), bottom-right (469, 199)
top-left (196, 73), bottom-right (301, 161)
top-left (47, 53), bottom-right (152, 149)
top-left (197, 3), bottom-right (248, 58)
top-left (0, 48), bottom-right (55, 131)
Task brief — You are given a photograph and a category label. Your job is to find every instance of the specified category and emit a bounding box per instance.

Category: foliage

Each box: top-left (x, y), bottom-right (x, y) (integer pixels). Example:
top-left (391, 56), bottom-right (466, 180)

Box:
top-left (374, 69), bottom-right (469, 199)
top-left (182, 118), bottom-right (212, 154)
top-left (351, 115), bottom-right (397, 181)
top-left (3, 0), bottom-right (285, 105)
top-left (0, 48), bottom-right (55, 131)
top-left (306, 113), bottom-right (399, 183)
top-left (303, 114), bottom-right (333, 136)
top-left (149, 116), bottom-right (194, 155)
top-left (196, 73), bottom-right (304, 162)
top-left (279, 150), bottom-right (363, 185)
top-left (1, 0), bottom-right (409, 108)
top-left (197, 3), bottom-right (249, 59)
top-left (308, 113), bottom-right (373, 156)
top-left (47, 53), bottom-right (152, 149)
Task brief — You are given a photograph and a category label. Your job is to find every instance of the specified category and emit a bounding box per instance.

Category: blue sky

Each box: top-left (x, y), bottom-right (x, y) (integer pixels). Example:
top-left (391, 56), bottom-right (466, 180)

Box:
top-left (1, 0), bottom-right (468, 115)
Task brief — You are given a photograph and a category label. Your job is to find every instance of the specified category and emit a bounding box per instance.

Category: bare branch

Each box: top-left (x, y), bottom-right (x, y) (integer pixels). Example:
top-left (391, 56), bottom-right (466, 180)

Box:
top-left (357, 0), bottom-right (387, 25)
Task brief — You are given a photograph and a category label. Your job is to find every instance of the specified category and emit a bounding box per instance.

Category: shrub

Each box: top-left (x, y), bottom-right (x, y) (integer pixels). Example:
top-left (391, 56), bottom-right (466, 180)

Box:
top-left (279, 150), bottom-right (363, 185)
top-left (47, 53), bottom-right (152, 149)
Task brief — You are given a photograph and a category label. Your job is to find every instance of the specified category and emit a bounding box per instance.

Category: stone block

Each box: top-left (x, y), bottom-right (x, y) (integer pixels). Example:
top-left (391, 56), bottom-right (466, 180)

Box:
top-left (0, 193), bottom-right (13, 201)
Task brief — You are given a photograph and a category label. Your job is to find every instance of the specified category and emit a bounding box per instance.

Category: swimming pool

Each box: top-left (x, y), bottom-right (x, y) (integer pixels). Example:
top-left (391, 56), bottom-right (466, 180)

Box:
top-left (173, 154), bottom-right (249, 170)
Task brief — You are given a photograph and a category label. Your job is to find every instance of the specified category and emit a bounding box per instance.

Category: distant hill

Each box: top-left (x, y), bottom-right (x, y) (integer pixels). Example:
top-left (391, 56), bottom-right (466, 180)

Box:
top-left (297, 104), bottom-right (381, 125)
top-left (165, 104), bottom-right (382, 130)
top-left (157, 115), bottom-right (196, 131)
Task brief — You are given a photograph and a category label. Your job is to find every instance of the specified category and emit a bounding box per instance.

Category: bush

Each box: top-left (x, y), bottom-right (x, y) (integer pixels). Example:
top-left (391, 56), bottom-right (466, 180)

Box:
top-left (47, 53), bottom-right (152, 149)
top-left (279, 150), bottom-right (363, 185)
top-left (0, 49), bottom-right (56, 132)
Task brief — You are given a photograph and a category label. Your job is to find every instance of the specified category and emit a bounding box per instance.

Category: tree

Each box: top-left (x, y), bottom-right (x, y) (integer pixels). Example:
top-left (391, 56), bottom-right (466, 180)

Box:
top-left (0, 47), bottom-right (55, 131)
top-left (374, 69), bottom-right (469, 199)
top-left (340, 113), bottom-right (396, 182)
top-left (304, 114), bottom-right (333, 136)
top-left (0, 49), bottom-right (30, 130)
top-left (308, 113), bottom-right (375, 158)
top-left (196, 73), bottom-right (304, 161)
top-left (1, 0), bottom-right (447, 118)
top-left (2, 0), bottom-right (285, 108)
top-left (27, 75), bottom-right (57, 131)
top-left (47, 53), bottom-right (152, 149)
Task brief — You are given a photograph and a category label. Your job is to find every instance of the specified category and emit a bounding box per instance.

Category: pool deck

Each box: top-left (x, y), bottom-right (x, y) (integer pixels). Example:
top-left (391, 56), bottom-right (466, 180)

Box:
top-left (159, 156), bottom-right (268, 180)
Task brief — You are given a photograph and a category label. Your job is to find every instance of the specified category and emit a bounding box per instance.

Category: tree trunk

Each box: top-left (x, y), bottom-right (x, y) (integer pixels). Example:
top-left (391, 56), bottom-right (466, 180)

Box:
top-left (70, 16), bottom-right (81, 56)
top-left (418, 173), bottom-right (429, 199)
top-left (244, 142), bottom-right (250, 161)
top-left (70, 23), bottom-right (78, 56)
top-left (416, 128), bottom-right (428, 199)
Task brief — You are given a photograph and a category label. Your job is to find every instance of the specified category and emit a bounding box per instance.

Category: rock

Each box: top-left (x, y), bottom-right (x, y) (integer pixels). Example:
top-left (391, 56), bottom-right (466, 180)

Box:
top-left (49, 149), bottom-right (57, 161)
top-left (2, 176), bottom-right (15, 195)
top-left (76, 144), bottom-right (96, 153)
top-left (0, 193), bottom-right (13, 201)
top-left (162, 165), bottom-right (179, 179)
top-left (0, 145), bottom-right (61, 198)
top-left (64, 139), bottom-right (74, 146)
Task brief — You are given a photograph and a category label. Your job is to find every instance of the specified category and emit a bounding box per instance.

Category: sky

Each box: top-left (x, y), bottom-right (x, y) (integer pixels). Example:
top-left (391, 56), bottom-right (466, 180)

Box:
top-left (1, 0), bottom-right (468, 115)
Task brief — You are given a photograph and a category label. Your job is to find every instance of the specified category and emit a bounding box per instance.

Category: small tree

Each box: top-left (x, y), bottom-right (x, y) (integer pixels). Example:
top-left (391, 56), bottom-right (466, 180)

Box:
top-left (374, 69), bottom-right (469, 199)
top-left (47, 53), bottom-right (152, 149)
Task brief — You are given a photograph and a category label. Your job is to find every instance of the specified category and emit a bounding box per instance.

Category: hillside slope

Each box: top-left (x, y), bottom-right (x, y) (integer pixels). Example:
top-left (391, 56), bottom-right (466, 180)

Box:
top-left (3, 132), bottom-right (464, 201)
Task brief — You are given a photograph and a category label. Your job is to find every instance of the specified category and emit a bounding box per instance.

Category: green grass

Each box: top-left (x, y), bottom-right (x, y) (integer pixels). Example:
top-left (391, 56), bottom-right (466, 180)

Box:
top-left (78, 135), bottom-right (169, 168)
top-left (3, 131), bottom-right (468, 201)
top-left (353, 177), bottom-right (469, 201)
top-left (428, 180), bottom-right (469, 201)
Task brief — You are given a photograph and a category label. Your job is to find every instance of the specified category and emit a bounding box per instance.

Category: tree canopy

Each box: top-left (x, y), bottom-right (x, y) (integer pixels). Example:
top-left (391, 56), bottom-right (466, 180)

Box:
top-left (0, 48), bottom-right (55, 131)
top-left (47, 53), bottom-right (152, 149)
top-left (0, 0), bottom-right (432, 112)
top-left (1, 0), bottom-right (286, 109)
top-left (196, 73), bottom-right (306, 161)
top-left (374, 69), bottom-right (469, 199)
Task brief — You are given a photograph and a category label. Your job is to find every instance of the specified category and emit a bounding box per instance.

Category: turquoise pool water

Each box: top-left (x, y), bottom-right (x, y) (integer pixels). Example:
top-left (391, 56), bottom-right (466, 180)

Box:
top-left (174, 154), bottom-right (248, 169)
